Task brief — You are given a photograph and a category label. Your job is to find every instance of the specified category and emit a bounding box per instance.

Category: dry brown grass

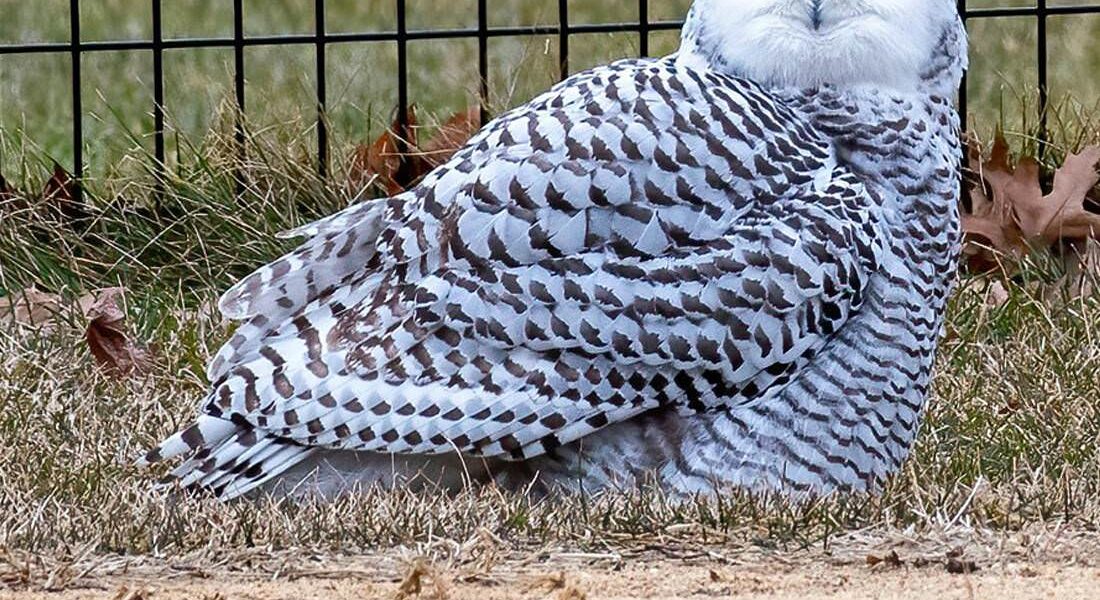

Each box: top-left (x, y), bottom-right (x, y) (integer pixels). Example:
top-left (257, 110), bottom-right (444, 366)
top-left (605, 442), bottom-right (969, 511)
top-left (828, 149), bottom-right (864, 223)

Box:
top-left (1, 111), bottom-right (1099, 595)
top-left (0, 267), bottom-right (1098, 574)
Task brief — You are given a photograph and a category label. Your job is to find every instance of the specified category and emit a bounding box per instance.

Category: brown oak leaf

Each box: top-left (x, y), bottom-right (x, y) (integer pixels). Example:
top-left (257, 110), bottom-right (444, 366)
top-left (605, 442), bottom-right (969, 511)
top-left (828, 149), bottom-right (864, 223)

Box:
top-left (0, 171), bottom-right (29, 215)
top-left (83, 288), bottom-right (153, 377)
top-left (962, 133), bottom-right (1100, 272)
top-left (347, 106), bottom-right (423, 197)
top-left (420, 107), bottom-right (482, 169)
top-left (1016, 146), bottom-right (1100, 244)
top-left (43, 162), bottom-right (87, 224)
top-left (0, 288), bottom-right (65, 328)
top-left (0, 172), bottom-right (16, 202)
top-left (347, 106), bottom-right (481, 196)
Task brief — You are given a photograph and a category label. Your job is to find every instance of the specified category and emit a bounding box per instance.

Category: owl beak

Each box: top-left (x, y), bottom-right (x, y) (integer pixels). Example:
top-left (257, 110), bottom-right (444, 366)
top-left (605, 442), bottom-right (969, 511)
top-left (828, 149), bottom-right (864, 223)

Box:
top-left (810, 0), bottom-right (824, 30)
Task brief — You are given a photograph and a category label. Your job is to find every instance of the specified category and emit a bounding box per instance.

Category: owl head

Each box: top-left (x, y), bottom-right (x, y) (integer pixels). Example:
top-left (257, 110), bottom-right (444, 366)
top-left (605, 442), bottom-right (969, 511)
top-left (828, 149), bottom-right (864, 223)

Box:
top-left (679, 0), bottom-right (968, 96)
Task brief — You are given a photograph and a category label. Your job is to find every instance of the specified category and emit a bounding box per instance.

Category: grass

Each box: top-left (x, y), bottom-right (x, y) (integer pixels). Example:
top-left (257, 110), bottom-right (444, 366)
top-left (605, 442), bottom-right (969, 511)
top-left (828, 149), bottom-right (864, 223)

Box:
top-left (0, 0), bottom-right (1099, 583)
top-left (0, 246), bottom-right (1097, 558)
top-left (0, 0), bottom-right (691, 178)
top-left (3, 0), bottom-right (1100, 178)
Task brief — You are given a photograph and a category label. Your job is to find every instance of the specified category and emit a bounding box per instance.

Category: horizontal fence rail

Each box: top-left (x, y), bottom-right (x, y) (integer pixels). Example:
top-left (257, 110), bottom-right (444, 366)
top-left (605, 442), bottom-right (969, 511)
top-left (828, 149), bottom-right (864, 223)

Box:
top-left (1, 0), bottom-right (1099, 200)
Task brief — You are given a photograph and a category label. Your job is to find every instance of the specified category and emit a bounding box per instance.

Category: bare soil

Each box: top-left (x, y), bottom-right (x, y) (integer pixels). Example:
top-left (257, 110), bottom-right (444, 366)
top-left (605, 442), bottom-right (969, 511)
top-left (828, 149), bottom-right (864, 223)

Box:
top-left (5, 560), bottom-right (1099, 600)
top-left (6, 529), bottom-right (1100, 600)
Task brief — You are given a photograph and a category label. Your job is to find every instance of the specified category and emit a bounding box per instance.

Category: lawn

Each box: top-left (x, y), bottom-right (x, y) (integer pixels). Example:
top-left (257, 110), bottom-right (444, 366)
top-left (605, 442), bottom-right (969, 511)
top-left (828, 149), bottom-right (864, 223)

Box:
top-left (1, 1), bottom-right (1099, 596)
top-left (2, 0), bottom-right (1100, 179)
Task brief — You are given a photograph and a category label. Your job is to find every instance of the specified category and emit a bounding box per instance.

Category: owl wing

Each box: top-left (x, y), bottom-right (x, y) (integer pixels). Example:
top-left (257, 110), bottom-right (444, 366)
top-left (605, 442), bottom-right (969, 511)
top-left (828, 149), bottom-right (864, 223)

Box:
top-left (142, 58), bottom-right (885, 499)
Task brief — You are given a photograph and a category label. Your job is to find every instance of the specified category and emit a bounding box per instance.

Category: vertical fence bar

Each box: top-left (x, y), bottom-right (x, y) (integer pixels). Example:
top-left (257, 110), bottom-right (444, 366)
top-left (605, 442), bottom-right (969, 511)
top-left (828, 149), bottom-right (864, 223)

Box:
top-left (638, 0), bottom-right (650, 57)
top-left (394, 0), bottom-right (412, 184)
top-left (396, 0), bottom-right (408, 123)
top-left (315, 0), bottom-right (328, 178)
top-left (151, 0), bottom-right (165, 197)
top-left (233, 0), bottom-right (246, 194)
top-left (233, 1), bottom-right (245, 114)
top-left (69, 0), bottom-right (83, 201)
top-left (1037, 0), bottom-right (1049, 152)
top-left (957, 0), bottom-right (968, 134)
top-left (558, 0), bottom-right (569, 80)
top-left (477, 0), bottom-right (489, 125)
top-left (396, 0), bottom-right (408, 129)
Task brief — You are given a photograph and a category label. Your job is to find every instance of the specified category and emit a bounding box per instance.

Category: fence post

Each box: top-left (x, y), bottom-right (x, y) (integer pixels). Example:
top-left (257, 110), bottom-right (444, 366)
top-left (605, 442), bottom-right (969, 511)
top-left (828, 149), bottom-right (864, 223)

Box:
top-left (558, 0), bottom-right (569, 80)
top-left (315, 0), bottom-right (328, 179)
top-left (69, 0), bottom-right (83, 202)
top-left (477, 0), bottom-right (489, 125)
top-left (638, 0), bottom-right (650, 57)
top-left (394, 0), bottom-right (413, 186)
top-left (152, 0), bottom-right (165, 199)
top-left (957, 0), bottom-right (968, 134)
top-left (1037, 0), bottom-right (1049, 154)
top-left (233, 0), bottom-right (246, 195)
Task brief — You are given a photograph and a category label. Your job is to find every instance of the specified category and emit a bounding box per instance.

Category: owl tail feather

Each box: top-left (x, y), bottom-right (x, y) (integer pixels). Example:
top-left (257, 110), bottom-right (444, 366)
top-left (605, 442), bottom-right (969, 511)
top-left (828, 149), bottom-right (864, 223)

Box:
top-left (136, 414), bottom-right (237, 467)
top-left (212, 444), bottom-right (316, 501)
top-left (139, 415), bottom-right (318, 501)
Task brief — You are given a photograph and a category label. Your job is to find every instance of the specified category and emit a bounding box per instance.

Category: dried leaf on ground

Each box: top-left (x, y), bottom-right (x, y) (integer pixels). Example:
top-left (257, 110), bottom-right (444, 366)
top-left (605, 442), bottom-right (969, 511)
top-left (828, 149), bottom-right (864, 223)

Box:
top-left (866, 550), bottom-right (904, 569)
top-left (1017, 146), bottom-right (1100, 244)
top-left (348, 106), bottom-right (423, 197)
top-left (1, 287), bottom-right (153, 377)
top-left (945, 557), bottom-right (980, 575)
top-left (962, 133), bottom-right (1100, 272)
top-left (0, 288), bottom-right (66, 328)
top-left (419, 107), bottom-right (482, 169)
top-left (0, 172), bottom-right (17, 201)
top-left (0, 172), bottom-right (30, 215)
top-left (394, 558), bottom-right (448, 600)
top-left (962, 135), bottom-right (1028, 270)
top-left (348, 106), bottom-right (481, 196)
top-left (42, 163), bottom-right (87, 225)
top-left (83, 288), bottom-right (153, 377)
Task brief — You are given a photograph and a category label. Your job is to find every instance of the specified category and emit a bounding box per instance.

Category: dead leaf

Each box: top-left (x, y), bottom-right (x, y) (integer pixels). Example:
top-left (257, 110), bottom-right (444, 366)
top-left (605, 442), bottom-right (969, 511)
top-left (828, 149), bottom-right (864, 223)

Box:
top-left (962, 133), bottom-right (1100, 273)
top-left (348, 106), bottom-right (423, 197)
top-left (420, 107), bottom-right (482, 169)
top-left (111, 586), bottom-right (151, 600)
top-left (83, 288), bottom-right (153, 377)
top-left (0, 288), bottom-right (65, 328)
top-left (42, 163), bottom-right (87, 225)
top-left (0, 172), bottom-right (17, 201)
top-left (348, 105), bottom-right (481, 197)
top-left (945, 557), bottom-right (980, 575)
top-left (866, 550), bottom-right (903, 569)
top-left (962, 134), bottom-right (1029, 270)
top-left (394, 558), bottom-right (448, 600)
top-left (1017, 146), bottom-right (1100, 244)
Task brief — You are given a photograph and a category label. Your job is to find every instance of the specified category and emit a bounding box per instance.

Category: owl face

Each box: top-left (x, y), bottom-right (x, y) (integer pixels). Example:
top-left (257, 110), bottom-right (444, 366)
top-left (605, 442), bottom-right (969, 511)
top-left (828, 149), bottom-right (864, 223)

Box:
top-left (681, 0), bottom-right (966, 92)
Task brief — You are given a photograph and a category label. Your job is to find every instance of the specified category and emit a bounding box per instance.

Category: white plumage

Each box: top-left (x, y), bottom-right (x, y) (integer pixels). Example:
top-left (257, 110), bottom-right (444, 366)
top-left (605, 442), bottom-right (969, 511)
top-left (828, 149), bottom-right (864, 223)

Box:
top-left (143, 0), bottom-right (968, 500)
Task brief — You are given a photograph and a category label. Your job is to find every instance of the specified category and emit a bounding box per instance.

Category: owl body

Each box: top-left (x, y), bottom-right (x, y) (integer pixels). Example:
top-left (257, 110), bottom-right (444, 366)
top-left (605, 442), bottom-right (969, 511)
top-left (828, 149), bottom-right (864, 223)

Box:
top-left (143, 1), bottom-right (968, 500)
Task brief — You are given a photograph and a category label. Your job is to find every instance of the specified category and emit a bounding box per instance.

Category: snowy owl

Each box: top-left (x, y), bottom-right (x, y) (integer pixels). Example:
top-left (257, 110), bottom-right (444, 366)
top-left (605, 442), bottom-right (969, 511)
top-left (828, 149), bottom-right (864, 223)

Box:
top-left (142, 0), bottom-right (968, 500)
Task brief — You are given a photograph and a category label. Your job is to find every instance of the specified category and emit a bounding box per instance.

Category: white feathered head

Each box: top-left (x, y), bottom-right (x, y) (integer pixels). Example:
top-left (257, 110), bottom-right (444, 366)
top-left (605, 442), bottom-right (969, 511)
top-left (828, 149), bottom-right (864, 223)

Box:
top-left (679, 0), bottom-right (968, 96)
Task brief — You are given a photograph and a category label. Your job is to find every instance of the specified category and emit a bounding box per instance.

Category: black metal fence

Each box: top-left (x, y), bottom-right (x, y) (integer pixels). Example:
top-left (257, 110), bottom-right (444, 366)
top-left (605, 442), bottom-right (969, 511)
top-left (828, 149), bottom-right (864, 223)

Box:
top-left (2, 0), bottom-right (1100, 197)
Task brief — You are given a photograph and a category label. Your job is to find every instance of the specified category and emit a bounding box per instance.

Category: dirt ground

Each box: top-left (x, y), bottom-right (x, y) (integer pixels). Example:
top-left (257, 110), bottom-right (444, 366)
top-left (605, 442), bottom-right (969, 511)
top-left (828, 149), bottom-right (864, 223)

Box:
top-left (4, 559), bottom-right (1099, 600)
top-left (5, 526), bottom-right (1100, 600)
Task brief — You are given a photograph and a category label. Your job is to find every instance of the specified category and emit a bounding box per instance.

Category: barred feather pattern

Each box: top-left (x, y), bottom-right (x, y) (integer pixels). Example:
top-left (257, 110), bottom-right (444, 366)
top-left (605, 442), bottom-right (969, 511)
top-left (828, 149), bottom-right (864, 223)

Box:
top-left (142, 48), bottom-right (963, 499)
